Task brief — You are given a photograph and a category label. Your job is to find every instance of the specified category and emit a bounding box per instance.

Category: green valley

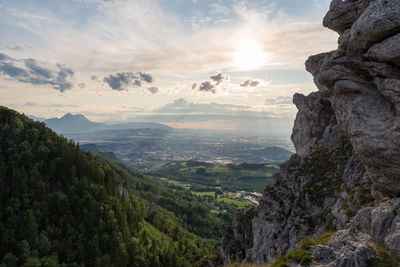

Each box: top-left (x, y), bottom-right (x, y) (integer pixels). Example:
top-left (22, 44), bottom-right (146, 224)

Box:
top-left (147, 160), bottom-right (280, 221)
top-left (0, 107), bottom-right (229, 267)
top-left (150, 160), bottom-right (279, 192)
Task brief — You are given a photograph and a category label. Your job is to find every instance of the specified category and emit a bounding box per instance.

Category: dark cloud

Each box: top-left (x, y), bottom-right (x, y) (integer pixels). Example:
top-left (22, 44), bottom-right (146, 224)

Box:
top-left (199, 81), bottom-right (216, 93)
top-left (0, 62), bottom-right (28, 77)
top-left (265, 96), bottom-right (293, 105)
top-left (0, 53), bottom-right (11, 61)
top-left (25, 58), bottom-right (53, 79)
top-left (0, 53), bottom-right (75, 92)
top-left (103, 71), bottom-right (153, 91)
top-left (240, 79), bottom-right (260, 87)
top-left (139, 72), bottom-right (153, 83)
top-left (55, 64), bottom-right (75, 92)
top-left (210, 72), bottom-right (229, 85)
top-left (194, 72), bottom-right (229, 94)
top-left (147, 87), bottom-right (159, 94)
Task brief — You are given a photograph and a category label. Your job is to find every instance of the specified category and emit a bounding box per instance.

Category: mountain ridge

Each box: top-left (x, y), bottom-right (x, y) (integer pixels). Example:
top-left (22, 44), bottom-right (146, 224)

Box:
top-left (42, 113), bottom-right (172, 134)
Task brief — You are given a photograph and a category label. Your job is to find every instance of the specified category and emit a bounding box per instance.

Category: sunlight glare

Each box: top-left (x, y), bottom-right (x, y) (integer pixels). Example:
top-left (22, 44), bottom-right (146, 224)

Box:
top-left (234, 40), bottom-right (268, 70)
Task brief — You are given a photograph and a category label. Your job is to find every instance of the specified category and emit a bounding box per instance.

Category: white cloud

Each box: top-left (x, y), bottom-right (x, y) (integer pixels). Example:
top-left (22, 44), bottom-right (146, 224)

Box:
top-left (2, 1), bottom-right (336, 76)
top-left (0, 0), bottom-right (335, 119)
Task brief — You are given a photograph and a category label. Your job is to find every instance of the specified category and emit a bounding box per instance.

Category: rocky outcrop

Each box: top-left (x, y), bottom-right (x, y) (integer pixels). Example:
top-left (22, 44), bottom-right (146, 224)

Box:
top-left (311, 0), bottom-right (400, 199)
top-left (220, 0), bottom-right (400, 265)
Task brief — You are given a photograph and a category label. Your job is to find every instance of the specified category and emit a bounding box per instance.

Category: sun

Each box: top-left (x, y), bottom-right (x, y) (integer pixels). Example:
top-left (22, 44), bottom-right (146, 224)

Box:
top-left (234, 40), bottom-right (268, 70)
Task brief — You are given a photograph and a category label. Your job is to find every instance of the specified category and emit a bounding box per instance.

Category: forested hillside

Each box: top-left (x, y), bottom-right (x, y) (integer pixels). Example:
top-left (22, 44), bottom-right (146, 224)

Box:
top-left (0, 106), bottom-right (222, 267)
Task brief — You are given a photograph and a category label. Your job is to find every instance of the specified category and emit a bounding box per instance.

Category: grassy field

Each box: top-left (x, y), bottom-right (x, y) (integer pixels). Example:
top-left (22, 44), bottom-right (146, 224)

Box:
top-left (150, 161), bottom-right (279, 213)
top-left (192, 191), bottom-right (216, 197)
top-left (152, 160), bottom-right (279, 192)
top-left (216, 197), bottom-right (251, 208)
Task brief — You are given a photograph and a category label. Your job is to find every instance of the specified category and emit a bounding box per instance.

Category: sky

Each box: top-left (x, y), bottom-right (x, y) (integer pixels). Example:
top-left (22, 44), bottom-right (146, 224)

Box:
top-left (0, 0), bottom-right (338, 132)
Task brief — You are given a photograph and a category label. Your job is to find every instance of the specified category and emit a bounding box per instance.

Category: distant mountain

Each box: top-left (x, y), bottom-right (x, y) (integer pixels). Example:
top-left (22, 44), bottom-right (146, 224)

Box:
top-left (27, 114), bottom-right (46, 122)
top-left (44, 113), bottom-right (103, 133)
top-left (43, 113), bottom-right (172, 134)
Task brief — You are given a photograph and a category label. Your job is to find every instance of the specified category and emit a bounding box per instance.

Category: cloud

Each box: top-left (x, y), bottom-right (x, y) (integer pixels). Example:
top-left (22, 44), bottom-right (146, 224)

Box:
top-left (72, 0), bottom-right (126, 3)
top-left (265, 96), bottom-right (293, 105)
top-left (194, 72), bottom-right (230, 94)
top-left (240, 79), bottom-right (260, 87)
top-left (155, 98), bottom-right (251, 115)
top-left (209, 3), bottom-right (231, 16)
top-left (0, 0), bottom-right (337, 80)
top-left (90, 75), bottom-right (98, 80)
top-left (210, 73), bottom-right (229, 85)
top-left (199, 81), bottom-right (216, 93)
top-left (50, 103), bottom-right (80, 108)
top-left (24, 102), bottom-right (37, 107)
top-left (0, 53), bottom-right (75, 92)
top-left (4, 43), bottom-right (25, 51)
top-left (0, 53), bottom-right (11, 61)
top-left (103, 71), bottom-right (153, 91)
top-left (133, 98), bottom-right (296, 133)
top-left (24, 58), bottom-right (53, 79)
top-left (147, 86), bottom-right (159, 94)
top-left (139, 72), bottom-right (153, 83)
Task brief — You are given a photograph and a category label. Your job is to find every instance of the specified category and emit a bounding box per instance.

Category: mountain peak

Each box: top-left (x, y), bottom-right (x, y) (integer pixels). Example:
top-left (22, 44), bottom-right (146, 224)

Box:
top-left (61, 113), bottom-right (74, 119)
top-left (60, 113), bottom-right (89, 122)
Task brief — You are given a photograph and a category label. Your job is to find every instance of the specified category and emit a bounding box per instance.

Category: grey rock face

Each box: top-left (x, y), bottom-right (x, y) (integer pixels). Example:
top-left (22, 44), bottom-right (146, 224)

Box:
top-left (220, 91), bottom-right (372, 264)
top-left (310, 230), bottom-right (376, 267)
top-left (349, 199), bottom-right (400, 255)
top-left (220, 0), bottom-right (400, 265)
top-left (309, 0), bottom-right (400, 198)
top-left (366, 33), bottom-right (400, 66)
top-left (347, 0), bottom-right (400, 54)
top-left (374, 78), bottom-right (400, 114)
top-left (291, 91), bottom-right (333, 156)
top-left (219, 207), bottom-right (257, 263)
top-left (323, 0), bottom-right (373, 34)
top-left (310, 245), bottom-right (335, 264)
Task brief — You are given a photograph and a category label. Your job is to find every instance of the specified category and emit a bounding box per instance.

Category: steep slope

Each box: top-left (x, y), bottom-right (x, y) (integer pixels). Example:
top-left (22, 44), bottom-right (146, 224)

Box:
top-left (0, 106), bottom-right (220, 267)
top-left (220, 0), bottom-right (400, 265)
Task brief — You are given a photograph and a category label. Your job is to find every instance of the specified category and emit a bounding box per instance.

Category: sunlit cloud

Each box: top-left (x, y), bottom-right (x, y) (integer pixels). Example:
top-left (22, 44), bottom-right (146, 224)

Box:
top-left (0, 0), bottom-right (335, 121)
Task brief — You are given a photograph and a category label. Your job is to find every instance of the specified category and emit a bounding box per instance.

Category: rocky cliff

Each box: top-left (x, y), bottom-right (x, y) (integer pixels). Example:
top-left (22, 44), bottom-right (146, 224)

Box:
top-left (220, 0), bottom-right (400, 265)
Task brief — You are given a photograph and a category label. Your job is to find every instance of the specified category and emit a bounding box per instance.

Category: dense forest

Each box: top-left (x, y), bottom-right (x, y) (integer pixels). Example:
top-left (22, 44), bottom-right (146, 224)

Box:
top-left (0, 106), bottom-right (227, 267)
